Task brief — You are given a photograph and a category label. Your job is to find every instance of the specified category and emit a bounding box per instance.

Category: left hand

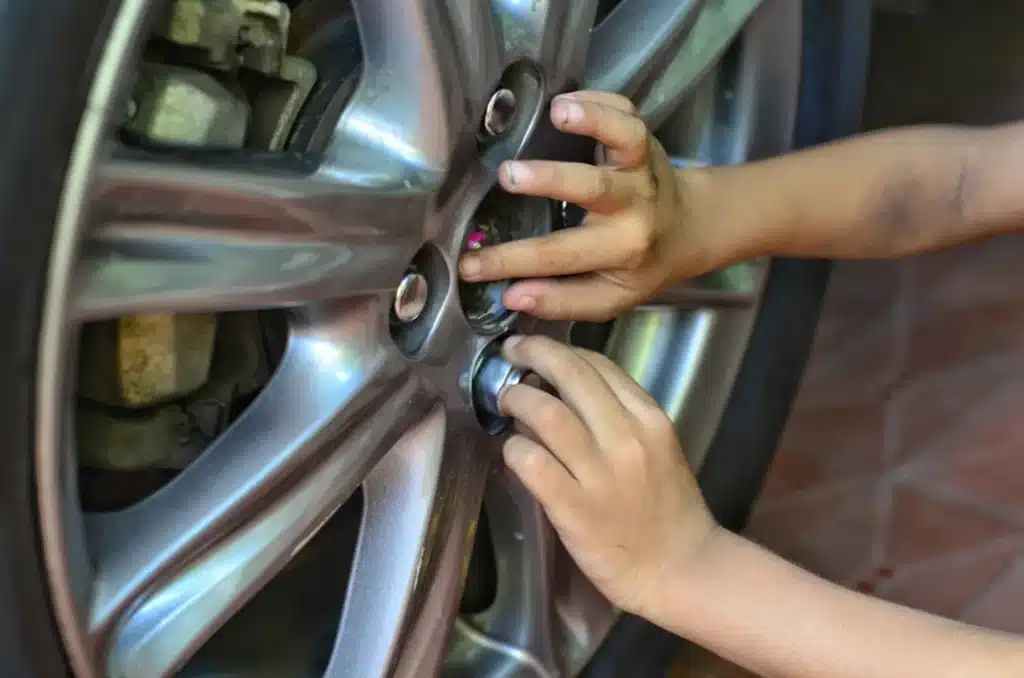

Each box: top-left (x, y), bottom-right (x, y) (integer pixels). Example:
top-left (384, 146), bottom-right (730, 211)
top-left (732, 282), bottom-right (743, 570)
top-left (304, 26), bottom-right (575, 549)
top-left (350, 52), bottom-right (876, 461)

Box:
top-left (458, 90), bottom-right (695, 321)
top-left (497, 334), bottom-right (720, 617)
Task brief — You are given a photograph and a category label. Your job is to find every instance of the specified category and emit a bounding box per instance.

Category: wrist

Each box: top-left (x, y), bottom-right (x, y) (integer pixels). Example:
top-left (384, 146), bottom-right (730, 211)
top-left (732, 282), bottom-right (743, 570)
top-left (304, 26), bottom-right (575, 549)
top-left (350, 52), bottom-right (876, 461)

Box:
top-left (674, 165), bottom-right (789, 268)
top-left (627, 518), bottom-right (729, 622)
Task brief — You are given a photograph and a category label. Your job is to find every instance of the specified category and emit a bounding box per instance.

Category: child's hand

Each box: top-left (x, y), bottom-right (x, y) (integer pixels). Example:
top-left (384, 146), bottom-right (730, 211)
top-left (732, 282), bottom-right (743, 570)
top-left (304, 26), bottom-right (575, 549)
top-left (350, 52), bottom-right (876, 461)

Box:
top-left (498, 334), bottom-right (720, 616)
top-left (459, 90), bottom-right (723, 322)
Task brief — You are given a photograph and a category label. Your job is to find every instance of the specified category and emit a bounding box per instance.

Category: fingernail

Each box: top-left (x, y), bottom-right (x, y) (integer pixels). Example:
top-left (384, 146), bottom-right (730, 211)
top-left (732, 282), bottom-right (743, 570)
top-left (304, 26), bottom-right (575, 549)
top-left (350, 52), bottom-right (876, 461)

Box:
top-left (504, 334), bottom-right (525, 350)
top-left (554, 101), bottom-right (584, 127)
top-left (503, 161), bottom-right (531, 186)
top-left (497, 384), bottom-right (514, 413)
top-left (460, 255), bottom-right (482, 279)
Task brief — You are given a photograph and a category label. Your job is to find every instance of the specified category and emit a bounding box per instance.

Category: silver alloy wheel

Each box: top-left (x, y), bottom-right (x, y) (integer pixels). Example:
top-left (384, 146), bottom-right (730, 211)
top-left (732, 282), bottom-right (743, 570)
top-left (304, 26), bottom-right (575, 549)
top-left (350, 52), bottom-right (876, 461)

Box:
top-left (35, 1), bottom-right (800, 677)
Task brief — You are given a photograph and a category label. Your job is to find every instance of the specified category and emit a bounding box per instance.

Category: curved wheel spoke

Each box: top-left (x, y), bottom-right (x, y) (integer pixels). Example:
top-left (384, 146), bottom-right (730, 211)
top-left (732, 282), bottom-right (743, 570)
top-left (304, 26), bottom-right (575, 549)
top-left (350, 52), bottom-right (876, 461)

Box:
top-left (638, 0), bottom-right (763, 128)
top-left (77, 154), bottom-right (428, 320)
top-left (492, 0), bottom-right (601, 87)
top-left (325, 414), bottom-right (491, 678)
top-left (647, 282), bottom-right (758, 310)
top-left (447, 466), bottom-right (560, 677)
top-left (646, 260), bottom-right (767, 311)
top-left (87, 300), bottom-right (429, 658)
top-left (330, 1), bottom-right (503, 178)
top-left (585, 0), bottom-right (703, 97)
top-left (553, 546), bottom-right (618, 675)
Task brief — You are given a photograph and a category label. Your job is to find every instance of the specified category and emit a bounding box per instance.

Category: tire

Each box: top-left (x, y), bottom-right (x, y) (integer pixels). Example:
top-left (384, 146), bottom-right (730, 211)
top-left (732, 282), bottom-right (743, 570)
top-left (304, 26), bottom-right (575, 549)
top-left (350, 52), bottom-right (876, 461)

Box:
top-left (0, 1), bottom-right (870, 677)
top-left (579, 1), bottom-right (872, 675)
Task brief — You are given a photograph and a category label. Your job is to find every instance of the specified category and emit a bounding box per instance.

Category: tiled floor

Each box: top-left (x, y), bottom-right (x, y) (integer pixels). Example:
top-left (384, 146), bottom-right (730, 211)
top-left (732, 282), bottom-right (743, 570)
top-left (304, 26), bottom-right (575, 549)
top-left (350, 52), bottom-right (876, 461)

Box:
top-left (674, 2), bottom-right (1024, 675)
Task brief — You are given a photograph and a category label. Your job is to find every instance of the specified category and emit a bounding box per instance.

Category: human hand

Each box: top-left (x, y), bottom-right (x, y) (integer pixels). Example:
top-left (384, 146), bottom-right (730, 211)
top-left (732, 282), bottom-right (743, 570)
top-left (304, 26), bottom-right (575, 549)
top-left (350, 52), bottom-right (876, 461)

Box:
top-left (497, 334), bottom-right (721, 616)
top-left (459, 90), bottom-right (727, 321)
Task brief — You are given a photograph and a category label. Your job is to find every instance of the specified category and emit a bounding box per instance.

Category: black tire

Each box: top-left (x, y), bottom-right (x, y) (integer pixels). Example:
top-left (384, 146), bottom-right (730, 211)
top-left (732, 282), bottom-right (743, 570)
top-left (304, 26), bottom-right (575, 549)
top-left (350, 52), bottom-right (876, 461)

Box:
top-left (579, 1), bottom-right (872, 675)
top-left (0, 0), bottom-right (870, 676)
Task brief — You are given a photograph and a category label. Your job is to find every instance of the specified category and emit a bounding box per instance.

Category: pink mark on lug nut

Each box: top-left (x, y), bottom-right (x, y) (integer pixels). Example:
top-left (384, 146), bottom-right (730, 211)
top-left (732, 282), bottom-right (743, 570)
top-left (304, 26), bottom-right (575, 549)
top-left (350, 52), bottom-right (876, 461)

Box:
top-left (467, 231), bottom-right (488, 250)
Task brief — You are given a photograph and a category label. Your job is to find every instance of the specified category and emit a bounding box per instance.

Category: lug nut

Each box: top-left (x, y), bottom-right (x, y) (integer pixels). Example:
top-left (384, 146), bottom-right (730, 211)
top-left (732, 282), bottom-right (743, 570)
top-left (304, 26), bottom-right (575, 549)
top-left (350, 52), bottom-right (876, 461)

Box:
top-left (473, 339), bottom-right (531, 435)
top-left (393, 271), bottom-right (429, 322)
top-left (482, 88), bottom-right (517, 137)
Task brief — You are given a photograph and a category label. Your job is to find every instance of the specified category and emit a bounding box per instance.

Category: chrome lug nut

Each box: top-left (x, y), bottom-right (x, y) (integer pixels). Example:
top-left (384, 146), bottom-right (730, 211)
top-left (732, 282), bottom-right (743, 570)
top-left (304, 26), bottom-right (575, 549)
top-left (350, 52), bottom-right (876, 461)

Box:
top-left (482, 88), bottom-right (517, 137)
top-left (473, 339), bottom-right (531, 435)
top-left (393, 271), bottom-right (429, 322)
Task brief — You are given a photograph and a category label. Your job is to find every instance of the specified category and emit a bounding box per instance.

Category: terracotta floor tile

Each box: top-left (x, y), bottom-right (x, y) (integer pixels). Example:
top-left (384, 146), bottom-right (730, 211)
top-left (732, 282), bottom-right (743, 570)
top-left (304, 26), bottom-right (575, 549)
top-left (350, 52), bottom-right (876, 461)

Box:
top-left (888, 356), bottom-right (1023, 466)
top-left (749, 480), bottom-right (882, 583)
top-left (876, 538), bottom-right (1023, 618)
top-left (763, 400), bottom-right (886, 496)
top-left (904, 299), bottom-right (1024, 381)
top-left (914, 235), bottom-right (1024, 312)
top-left (796, 256), bottom-right (906, 410)
top-left (904, 380), bottom-right (1024, 472)
top-left (963, 561), bottom-right (1024, 634)
top-left (884, 485), bottom-right (1017, 567)
top-left (799, 318), bottom-right (903, 410)
top-left (919, 450), bottom-right (1024, 522)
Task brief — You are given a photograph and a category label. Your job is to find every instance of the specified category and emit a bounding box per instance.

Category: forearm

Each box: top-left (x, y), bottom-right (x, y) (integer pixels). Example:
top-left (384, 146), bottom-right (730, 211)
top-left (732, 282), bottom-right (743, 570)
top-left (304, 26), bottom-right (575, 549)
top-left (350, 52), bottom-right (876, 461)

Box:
top-left (644, 529), bottom-right (1024, 678)
top-left (684, 123), bottom-right (1024, 261)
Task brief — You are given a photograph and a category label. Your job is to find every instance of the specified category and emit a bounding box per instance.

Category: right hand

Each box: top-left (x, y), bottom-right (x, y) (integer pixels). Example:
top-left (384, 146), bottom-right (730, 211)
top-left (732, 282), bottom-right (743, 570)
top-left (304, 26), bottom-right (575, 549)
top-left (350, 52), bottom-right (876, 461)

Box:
top-left (498, 335), bottom-right (721, 617)
top-left (458, 90), bottom-right (732, 321)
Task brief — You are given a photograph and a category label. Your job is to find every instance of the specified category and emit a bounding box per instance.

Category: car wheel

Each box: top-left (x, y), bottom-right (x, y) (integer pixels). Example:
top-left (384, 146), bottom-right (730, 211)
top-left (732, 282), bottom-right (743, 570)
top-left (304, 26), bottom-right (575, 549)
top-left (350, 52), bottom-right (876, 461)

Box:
top-left (0, 0), bottom-right (870, 677)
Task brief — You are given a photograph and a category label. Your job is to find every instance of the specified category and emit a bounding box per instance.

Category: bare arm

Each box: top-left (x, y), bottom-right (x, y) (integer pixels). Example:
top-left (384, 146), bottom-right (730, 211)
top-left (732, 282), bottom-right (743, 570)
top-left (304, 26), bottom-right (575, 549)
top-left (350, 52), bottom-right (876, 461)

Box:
top-left (692, 122), bottom-right (1024, 262)
top-left (648, 529), bottom-right (1024, 678)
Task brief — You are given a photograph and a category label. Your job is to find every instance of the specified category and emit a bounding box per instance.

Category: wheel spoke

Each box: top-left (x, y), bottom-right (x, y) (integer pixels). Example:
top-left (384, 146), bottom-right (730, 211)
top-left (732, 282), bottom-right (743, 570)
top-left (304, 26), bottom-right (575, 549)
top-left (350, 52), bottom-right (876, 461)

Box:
top-left (646, 282), bottom-right (758, 310)
top-left (447, 466), bottom-right (559, 676)
top-left (492, 0), bottom-right (601, 87)
top-left (325, 414), bottom-right (492, 678)
top-left (553, 547), bottom-right (618, 674)
top-left (330, 1), bottom-right (503, 178)
top-left (638, 0), bottom-right (762, 128)
top-left (585, 0), bottom-right (703, 97)
top-left (77, 154), bottom-right (428, 320)
top-left (87, 300), bottom-right (430, 664)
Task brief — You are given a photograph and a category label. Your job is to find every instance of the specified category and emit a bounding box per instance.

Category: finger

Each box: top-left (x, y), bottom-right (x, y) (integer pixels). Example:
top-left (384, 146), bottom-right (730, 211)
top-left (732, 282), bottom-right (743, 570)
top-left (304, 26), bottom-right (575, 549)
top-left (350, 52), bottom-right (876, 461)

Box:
top-left (558, 90), bottom-right (637, 115)
top-left (503, 435), bottom-right (583, 515)
top-left (499, 160), bottom-right (648, 211)
top-left (502, 335), bottom-right (628, 441)
top-left (460, 221), bottom-right (627, 283)
top-left (500, 382), bottom-right (598, 480)
top-left (573, 347), bottom-right (661, 416)
top-left (549, 97), bottom-right (648, 168)
top-left (504, 276), bottom-right (636, 321)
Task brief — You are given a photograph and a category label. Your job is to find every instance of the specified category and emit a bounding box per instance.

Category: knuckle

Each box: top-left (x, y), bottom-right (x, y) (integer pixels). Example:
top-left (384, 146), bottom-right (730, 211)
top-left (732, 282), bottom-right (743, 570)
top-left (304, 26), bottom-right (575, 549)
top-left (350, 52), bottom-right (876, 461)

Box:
top-left (635, 172), bottom-right (657, 202)
top-left (535, 400), bottom-right (569, 430)
top-left (626, 117), bottom-right (648, 148)
top-left (622, 225), bottom-right (656, 265)
top-left (589, 167), bottom-right (615, 201)
top-left (615, 433), bottom-right (648, 462)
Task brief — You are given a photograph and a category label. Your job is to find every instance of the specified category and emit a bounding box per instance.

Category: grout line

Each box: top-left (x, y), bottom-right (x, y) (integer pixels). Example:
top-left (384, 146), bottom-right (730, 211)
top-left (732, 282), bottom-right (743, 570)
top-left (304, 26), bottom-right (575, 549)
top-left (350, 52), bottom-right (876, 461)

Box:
top-left (960, 553), bottom-right (1024, 621)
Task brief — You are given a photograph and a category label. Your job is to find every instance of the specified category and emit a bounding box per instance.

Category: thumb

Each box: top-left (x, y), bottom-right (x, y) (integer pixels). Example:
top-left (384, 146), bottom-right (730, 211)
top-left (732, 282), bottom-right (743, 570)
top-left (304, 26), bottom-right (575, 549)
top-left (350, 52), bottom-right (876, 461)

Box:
top-left (504, 276), bottom-right (635, 321)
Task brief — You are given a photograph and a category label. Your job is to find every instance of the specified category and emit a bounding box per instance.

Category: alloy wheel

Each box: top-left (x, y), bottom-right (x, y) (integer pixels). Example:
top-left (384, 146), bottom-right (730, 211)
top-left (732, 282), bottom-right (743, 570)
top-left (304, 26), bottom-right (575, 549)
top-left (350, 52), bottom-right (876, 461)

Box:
top-left (35, 1), bottom-right (800, 677)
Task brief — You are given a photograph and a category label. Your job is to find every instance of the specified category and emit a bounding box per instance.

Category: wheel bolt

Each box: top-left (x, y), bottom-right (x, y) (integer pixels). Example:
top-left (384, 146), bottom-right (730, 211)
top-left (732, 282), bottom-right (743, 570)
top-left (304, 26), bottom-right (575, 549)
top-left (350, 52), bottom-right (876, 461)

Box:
top-left (473, 339), bottom-right (530, 434)
top-left (482, 88), bottom-right (517, 137)
top-left (393, 271), bottom-right (429, 322)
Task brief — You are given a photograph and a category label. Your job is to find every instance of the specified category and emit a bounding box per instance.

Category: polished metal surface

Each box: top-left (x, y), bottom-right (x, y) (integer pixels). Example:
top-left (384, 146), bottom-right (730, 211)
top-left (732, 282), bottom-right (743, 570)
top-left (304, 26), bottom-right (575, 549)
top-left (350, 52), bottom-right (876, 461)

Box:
top-left (482, 88), bottom-right (517, 137)
top-left (393, 271), bottom-right (429, 322)
top-left (472, 339), bottom-right (530, 435)
top-left (34, 1), bottom-right (799, 678)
